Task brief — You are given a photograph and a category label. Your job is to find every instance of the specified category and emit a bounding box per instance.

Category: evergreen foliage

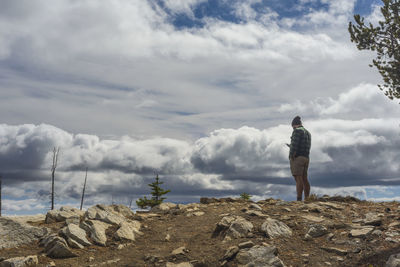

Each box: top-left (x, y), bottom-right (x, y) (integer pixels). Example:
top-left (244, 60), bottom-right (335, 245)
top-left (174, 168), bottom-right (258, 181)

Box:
top-left (240, 192), bottom-right (252, 201)
top-left (348, 0), bottom-right (400, 101)
top-left (136, 173), bottom-right (171, 209)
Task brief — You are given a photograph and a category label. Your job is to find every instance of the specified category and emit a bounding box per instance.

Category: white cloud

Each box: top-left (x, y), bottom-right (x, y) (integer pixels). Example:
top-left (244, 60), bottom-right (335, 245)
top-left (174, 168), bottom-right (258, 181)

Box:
top-left (3, 198), bottom-right (46, 212)
top-left (0, 1), bottom-right (397, 213)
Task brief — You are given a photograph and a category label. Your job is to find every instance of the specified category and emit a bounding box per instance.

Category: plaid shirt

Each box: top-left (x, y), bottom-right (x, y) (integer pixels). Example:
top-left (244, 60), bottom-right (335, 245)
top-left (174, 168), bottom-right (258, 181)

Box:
top-left (289, 126), bottom-right (311, 158)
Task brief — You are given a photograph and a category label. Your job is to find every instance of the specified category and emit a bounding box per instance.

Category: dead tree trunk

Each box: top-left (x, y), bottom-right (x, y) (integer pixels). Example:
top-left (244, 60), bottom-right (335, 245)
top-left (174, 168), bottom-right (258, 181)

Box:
top-left (51, 147), bottom-right (60, 210)
top-left (129, 197), bottom-right (133, 209)
top-left (80, 167), bottom-right (88, 211)
top-left (0, 175), bottom-right (2, 217)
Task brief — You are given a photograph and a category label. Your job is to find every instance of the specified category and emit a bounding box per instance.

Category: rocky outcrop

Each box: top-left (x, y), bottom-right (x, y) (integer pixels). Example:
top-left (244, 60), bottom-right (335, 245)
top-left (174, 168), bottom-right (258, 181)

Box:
top-left (115, 221), bottom-right (142, 241)
top-left (45, 206), bottom-right (84, 224)
top-left (213, 215), bottom-right (254, 239)
top-left (386, 253), bottom-right (400, 267)
top-left (80, 220), bottom-right (110, 246)
top-left (0, 217), bottom-right (48, 249)
top-left (4, 197), bottom-right (400, 266)
top-left (261, 218), bottom-right (292, 239)
top-left (304, 224), bottom-right (328, 239)
top-left (85, 204), bottom-right (126, 225)
top-left (236, 245), bottom-right (285, 267)
top-left (0, 255), bottom-right (38, 267)
top-left (40, 234), bottom-right (77, 258)
top-left (39, 204), bottom-right (141, 258)
top-left (151, 202), bottom-right (178, 214)
top-left (60, 224), bottom-right (92, 248)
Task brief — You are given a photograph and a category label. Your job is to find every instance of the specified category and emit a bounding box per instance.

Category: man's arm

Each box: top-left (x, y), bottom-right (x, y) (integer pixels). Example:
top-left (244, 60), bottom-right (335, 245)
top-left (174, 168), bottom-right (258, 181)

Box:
top-left (289, 129), bottom-right (302, 159)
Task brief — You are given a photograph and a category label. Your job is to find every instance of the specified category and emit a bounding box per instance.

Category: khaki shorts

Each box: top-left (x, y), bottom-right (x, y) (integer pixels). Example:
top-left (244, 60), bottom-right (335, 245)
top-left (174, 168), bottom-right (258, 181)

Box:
top-left (290, 156), bottom-right (309, 176)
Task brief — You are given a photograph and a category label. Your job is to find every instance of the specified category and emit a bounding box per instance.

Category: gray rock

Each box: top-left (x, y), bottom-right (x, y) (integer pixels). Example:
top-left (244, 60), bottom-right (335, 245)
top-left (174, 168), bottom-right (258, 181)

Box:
top-left (186, 211), bottom-right (205, 217)
top-left (372, 229), bottom-right (383, 236)
top-left (350, 227), bottom-right (374, 238)
top-left (85, 205), bottom-right (125, 225)
top-left (245, 210), bottom-right (268, 217)
top-left (151, 202), bottom-right (177, 213)
top-left (386, 253), bottom-right (400, 267)
top-left (226, 217), bottom-right (254, 238)
top-left (40, 234), bottom-right (67, 251)
top-left (114, 221), bottom-right (141, 241)
top-left (0, 255), bottom-right (38, 267)
top-left (261, 218), bottom-right (292, 239)
top-left (236, 245), bottom-right (285, 267)
top-left (222, 246), bottom-right (239, 261)
top-left (0, 217), bottom-right (48, 249)
top-left (112, 204), bottom-right (135, 218)
top-left (45, 207), bottom-right (84, 223)
top-left (213, 216), bottom-right (253, 239)
top-left (326, 233), bottom-right (335, 241)
top-left (96, 258), bottom-right (121, 266)
top-left (321, 247), bottom-right (348, 256)
top-left (80, 220), bottom-right (110, 246)
top-left (165, 233), bottom-right (171, 241)
top-left (239, 241), bottom-right (255, 249)
top-left (46, 240), bottom-right (77, 258)
top-left (363, 212), bottom-right (382, 226)
top-left (166, 263), bottom-right (193, 267)
top-left (171, 246), bottom-right (188, 256)
top-left (67, 238), bottom-right (84, 249)
top-left (249, 203), bottom-right (262, 211)
top-left (62, 224), bottom-right (91, 247)
top-left (319, 202), bottom-right (344, 210)
top-left (306, 224), bottom-right (328, 238)
top-left (65, 216), bottom-right (80, 225)
top-left (301, 215), bottom-right (325, 223)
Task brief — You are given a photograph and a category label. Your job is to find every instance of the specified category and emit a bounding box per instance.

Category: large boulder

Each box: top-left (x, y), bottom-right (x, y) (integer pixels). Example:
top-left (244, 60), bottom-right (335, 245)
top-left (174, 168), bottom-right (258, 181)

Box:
top-left (261, 218), bottom-right (292, 239)
top-left (226, 216), bottom-right (254, 239)
top-left (363, 212), bottom-right (382, 226)
top-left (60, 224), bottom-right (91, 248)
top-left (386, 253), bottom-right (400, 267)
top-left (151, 202), bottom-right (178, 213)
top-left (0, 217), bottom-right (48, 249)
top-left (112, 204), bottom-right (135, 219)
top-left (45, 206), bottom-right (84, 224)
top-left (213, 215), bottom-right (253, 239)
top-left (0, 255), bottom-right (38, 267)
top-left (40, 234), bottom-right (77, 259)
top-left (236, 245), bottom-right (285, 267)
top-left (80, 220), bottom-right (110, 246)
top-left (305, 224), bottom-right (328, 238)
top-left (115, 221), bottom-right (141, 241)
top-left (85, 204), bottom-right (135, 225)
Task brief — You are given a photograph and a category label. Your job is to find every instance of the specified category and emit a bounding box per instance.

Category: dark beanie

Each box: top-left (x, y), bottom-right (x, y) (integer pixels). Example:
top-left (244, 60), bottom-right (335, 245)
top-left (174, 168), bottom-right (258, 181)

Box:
top-left (291, 116), bottom-right (302, 126)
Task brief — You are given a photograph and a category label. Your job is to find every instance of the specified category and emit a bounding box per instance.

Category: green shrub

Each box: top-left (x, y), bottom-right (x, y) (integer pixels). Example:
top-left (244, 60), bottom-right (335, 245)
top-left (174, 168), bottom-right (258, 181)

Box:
top-left (240, 192), bottom-right (252, 201)
top-left (136, 173), bottom-right (170, 209)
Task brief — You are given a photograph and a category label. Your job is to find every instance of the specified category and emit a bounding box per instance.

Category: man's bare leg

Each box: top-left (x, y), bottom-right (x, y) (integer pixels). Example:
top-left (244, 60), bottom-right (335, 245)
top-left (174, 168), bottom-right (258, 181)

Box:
top-left (302, 175), bottom-right (310, 199)
top-left (294, 175), bottom-right (304, 201)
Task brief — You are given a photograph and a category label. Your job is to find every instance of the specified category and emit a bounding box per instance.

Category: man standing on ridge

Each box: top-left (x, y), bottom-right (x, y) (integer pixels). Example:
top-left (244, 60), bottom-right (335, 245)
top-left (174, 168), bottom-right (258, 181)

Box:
top-left (289, 116), bottom-right (311, 201)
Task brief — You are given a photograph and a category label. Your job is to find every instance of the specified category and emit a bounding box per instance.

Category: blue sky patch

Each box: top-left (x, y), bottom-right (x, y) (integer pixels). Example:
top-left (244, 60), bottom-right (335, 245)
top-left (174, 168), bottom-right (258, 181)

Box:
top-left (155, 0), bottom-right (382, 30)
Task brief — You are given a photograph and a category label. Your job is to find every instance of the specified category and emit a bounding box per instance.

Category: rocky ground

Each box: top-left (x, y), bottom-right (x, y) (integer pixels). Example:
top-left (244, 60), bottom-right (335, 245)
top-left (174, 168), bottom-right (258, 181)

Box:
top-left (1, 196), bottom-right (400, 267)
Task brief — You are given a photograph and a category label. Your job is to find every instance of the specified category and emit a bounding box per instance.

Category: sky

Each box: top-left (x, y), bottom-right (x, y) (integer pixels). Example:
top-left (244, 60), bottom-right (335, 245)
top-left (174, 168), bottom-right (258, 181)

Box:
top-left (0, 0), bottom-right (399, 215)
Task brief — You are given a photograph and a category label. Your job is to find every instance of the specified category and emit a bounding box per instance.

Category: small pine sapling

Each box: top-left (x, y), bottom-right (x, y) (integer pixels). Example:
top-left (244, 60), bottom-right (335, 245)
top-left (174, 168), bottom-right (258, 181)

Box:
top-left (136, 173), bottom-right (171, 209)
top-left (240, 192), bottom-right (252, 201)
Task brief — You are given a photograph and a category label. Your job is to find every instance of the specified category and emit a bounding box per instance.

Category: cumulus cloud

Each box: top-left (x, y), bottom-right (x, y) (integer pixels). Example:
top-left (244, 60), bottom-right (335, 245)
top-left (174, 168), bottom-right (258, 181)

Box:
top-left (0, 1), bottom-right (397, 213)
top-left (1, 84), bottom-right (399, 212)
top-left (0, 0), bottom-right (381, 142)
